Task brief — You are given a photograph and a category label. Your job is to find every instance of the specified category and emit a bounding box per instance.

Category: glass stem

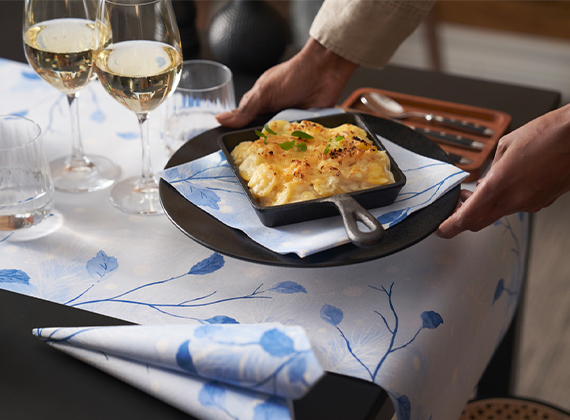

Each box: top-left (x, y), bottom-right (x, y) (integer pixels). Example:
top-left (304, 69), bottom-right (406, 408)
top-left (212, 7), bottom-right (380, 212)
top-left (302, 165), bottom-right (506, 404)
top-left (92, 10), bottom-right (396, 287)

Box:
top-left (137, 113), bottom-right (155, 189)
top-left (66, 93), bottom-right (91, 168)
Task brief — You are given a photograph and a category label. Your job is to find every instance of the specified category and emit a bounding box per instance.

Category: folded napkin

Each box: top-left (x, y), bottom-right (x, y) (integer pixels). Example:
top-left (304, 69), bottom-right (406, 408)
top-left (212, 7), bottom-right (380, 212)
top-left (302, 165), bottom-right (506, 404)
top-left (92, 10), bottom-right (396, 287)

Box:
top-left (34, 323), bottom-right (324, 420)
top-left (159, 109), bottom-right (469, 257)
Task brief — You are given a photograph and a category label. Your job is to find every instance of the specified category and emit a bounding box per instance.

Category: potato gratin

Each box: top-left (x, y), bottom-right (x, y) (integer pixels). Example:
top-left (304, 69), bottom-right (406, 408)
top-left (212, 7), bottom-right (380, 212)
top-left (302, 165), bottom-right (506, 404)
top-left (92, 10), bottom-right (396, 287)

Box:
top-left (230, 119), bottom-right (395, 206)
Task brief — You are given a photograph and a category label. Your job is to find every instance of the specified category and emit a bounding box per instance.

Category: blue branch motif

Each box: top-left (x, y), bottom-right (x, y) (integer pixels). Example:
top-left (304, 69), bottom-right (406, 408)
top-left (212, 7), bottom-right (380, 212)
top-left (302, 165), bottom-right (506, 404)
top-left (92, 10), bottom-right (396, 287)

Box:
top-left (64, 252), bottom-right (307, 322)
top-left (492, 217), bottom-right (524, 311)
top-left (320, 282), bottom-right (443, 420)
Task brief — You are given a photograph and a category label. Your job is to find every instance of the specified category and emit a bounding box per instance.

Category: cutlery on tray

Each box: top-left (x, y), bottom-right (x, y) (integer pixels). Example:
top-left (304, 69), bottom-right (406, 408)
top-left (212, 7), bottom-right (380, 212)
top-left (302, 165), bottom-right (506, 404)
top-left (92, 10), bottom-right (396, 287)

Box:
top-left (408, 125), bottom-right (485, 151)
top-left (360, 93), bottom-right (495, 137)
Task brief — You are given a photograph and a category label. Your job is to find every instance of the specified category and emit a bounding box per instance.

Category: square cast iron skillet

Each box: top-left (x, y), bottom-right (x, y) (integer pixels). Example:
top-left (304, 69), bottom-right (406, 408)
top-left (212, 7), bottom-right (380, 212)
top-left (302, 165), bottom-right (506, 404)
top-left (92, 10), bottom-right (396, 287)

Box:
top-left (218, 113), bottom-right (406, 248)
top-left (159, 113), bottom-right (460, 267)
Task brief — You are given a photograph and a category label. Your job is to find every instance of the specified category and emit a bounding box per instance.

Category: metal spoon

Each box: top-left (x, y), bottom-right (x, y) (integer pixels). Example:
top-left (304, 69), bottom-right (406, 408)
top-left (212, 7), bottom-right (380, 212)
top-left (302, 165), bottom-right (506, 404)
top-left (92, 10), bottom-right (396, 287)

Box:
top-left (361, 92), bottom-right (494, 137)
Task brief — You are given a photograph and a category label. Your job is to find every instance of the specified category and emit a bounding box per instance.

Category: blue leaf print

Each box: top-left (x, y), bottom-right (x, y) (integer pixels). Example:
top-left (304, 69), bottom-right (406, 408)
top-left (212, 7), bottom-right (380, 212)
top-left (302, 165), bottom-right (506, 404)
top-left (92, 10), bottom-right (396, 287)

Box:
top-left (396, 394), bottom-right (412, 420)
top-left (270, 281), bottom-right (307, 294)
top-left (86, 251), bottom-right (118, 281)
top-left (420, 311), bottom-right (443, 329)
top-left (188, 186), bottom-right (221, 210)
top-left (493, 279), bottom-right (505, 304)
top-left (194, 324), bottom-right (222, 338)
top-left (117, 131), bottom-right (139, 140)
top-left (288, 357), bottom-right (306, 384)
top-left (320, 304), bottom-right (344, 327)
top-left (253, 397), bottom-right (290, 420)
top-left (188, 253), bottom-right (224, 275)
top-left (378, 208), bottom-right (409, 226)
top-left (11, 110), bottom-right (28, 117)
top-left (90, 110), bottom-right (105, 123)
top-left (198, 382), bottom-right (226, 408)
top-left (21, 70), bottom-right (40, 80)
top-left (204, 315), bottom-right (239, 324)
top-left (164, 151), bottom-right (242, 196)
top-left (175, 339), bottom-right (197, 374)
top-left (260, 329), bottom-right (295, 357)
top-left (0, 269), bottom-right (30, 285)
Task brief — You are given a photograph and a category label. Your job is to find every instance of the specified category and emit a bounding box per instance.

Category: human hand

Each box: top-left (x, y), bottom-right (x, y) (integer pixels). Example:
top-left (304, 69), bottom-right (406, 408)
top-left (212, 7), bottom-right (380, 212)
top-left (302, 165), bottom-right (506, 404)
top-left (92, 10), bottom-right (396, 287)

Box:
top-left (437, 104), bottom-right (570, 238)
top-left (216, 38), bottom-right (359, 128)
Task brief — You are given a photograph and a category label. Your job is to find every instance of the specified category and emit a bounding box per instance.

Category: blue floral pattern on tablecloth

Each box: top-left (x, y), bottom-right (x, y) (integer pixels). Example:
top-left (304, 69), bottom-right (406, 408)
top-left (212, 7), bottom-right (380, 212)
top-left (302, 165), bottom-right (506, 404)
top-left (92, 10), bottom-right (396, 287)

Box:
top-left (0, 58), bottom-right (528, 420)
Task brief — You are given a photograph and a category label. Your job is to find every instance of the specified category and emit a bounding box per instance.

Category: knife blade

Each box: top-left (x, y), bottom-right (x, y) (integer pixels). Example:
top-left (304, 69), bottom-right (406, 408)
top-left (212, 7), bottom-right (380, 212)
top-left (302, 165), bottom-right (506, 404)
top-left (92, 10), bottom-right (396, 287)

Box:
top-left (409, 125), bottom-right (485, 150)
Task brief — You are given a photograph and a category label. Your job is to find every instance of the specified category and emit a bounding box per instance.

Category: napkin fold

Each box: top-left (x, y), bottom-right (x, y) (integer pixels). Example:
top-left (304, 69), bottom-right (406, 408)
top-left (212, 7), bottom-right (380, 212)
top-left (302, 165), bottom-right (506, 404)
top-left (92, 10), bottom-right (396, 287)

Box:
top-left (159, 109), bottom-right (469, 257)
top-left (34, 323), bottom-right (324, 420)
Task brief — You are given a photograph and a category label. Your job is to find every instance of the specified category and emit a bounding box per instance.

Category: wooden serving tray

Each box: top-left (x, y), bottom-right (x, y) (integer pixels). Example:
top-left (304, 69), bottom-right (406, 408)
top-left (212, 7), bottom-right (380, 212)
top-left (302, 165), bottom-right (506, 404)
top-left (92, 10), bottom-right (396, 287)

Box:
top-left (341, 88), bottom-right (512, 182)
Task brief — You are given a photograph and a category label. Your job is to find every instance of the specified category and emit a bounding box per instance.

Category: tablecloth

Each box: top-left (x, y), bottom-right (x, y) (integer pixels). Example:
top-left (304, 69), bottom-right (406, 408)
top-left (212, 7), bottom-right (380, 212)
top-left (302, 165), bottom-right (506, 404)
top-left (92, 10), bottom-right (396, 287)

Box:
top-left (0, 58), bottom-right (528, 420)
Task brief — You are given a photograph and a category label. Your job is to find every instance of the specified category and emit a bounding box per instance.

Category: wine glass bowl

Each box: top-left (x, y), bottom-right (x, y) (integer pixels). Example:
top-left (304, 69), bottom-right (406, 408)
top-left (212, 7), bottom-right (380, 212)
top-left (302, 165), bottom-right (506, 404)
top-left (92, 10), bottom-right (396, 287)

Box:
top-left (23, 0), bottom-right (121, 193)
top-left (94, 0), bottom-right (182, 215)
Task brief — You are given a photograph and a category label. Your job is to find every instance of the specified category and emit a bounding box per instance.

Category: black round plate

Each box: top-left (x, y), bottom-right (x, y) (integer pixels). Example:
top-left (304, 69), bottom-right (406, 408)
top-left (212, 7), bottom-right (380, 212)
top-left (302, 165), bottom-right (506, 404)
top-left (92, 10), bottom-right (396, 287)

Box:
top-left (159, 113), bottom-right (460, 268)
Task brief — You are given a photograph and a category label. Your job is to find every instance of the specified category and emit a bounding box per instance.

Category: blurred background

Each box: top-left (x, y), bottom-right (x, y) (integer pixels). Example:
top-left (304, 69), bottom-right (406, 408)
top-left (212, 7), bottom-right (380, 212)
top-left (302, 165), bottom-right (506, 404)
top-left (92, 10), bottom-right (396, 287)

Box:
top-left (2, 0), bottom-right (570, 413)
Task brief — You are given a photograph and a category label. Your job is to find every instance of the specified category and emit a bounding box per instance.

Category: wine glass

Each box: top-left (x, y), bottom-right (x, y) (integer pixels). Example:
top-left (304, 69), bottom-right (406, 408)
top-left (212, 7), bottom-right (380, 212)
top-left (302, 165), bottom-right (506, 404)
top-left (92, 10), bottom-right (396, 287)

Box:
top-left (23, 0), bottom-right (121, 193)
top-left (94, 0), bottom-right (183, 214)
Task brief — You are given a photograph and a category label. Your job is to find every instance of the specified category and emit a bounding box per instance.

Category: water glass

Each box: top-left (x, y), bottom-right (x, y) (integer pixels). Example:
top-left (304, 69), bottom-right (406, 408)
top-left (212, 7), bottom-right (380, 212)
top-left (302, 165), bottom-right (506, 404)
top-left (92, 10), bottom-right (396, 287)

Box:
top-left (0, 115), bottom-right (55, 231)
top-left (163, 59), bottom-right (235, 155)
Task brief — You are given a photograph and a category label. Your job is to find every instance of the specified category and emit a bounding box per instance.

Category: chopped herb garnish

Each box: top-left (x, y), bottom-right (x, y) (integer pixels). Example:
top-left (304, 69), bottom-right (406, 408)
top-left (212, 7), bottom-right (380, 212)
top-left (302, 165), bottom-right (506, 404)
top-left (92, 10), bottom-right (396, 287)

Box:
top-left (255, 129), bottom-right (266, 138)
top-left (296, 142), bottom-right (307, 152)
top-left (255, 129), bottom-right (268, 145)
top-left (264, 125), bottom-right (277, 135)
top-left (278, 140), bottom-right (295, 151)
top-left (324, 135), bottom-right (343, 154)
top-left (278, 140), bottom-right (306, 154)
top-left (291, 130), bottom-right (314, 140)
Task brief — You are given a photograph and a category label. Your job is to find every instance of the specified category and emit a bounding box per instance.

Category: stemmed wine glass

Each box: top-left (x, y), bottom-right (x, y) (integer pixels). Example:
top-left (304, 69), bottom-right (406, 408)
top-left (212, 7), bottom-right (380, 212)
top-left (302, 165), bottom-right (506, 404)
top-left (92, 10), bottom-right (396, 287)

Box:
top-left (94, 0), bottom-right (183, 214)
top-left (23, 0), bottom-right (121, 193)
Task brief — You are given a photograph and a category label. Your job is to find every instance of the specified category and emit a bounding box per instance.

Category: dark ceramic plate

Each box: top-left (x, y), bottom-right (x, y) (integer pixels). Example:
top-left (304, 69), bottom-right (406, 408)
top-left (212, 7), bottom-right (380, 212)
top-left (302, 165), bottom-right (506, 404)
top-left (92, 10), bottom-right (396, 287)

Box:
top-left (159, 113), bottom-right (459, 268)
top-left (218, 113), bottom-right (406, 247)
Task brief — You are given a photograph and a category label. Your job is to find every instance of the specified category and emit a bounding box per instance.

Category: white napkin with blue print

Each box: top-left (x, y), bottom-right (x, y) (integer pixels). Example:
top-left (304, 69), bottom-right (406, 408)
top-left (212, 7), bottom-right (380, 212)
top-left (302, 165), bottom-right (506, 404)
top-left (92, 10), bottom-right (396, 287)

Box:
top-left (34, 323), bottom-right (323, 420)
top-left (159, 109), bottom-right (469, 258)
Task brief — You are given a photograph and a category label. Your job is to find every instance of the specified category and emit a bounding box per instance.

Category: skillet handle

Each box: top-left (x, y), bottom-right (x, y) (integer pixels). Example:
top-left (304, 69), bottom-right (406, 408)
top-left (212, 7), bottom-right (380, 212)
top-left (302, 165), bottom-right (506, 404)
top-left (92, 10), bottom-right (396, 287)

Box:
top-left (324, 194), bottom-right (385, 248)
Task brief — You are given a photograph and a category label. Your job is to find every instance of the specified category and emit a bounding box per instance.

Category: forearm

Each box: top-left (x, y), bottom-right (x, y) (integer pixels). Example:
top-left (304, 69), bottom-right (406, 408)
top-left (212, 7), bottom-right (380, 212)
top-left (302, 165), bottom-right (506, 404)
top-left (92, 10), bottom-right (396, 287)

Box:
top-left (310, 0), bottom-right (436, 69)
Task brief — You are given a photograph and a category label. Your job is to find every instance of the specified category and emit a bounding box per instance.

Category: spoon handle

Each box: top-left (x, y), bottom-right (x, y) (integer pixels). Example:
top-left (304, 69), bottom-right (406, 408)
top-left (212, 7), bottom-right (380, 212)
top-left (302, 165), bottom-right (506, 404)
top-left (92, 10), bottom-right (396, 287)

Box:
top-left (428, 115), bottom-right (494, 137)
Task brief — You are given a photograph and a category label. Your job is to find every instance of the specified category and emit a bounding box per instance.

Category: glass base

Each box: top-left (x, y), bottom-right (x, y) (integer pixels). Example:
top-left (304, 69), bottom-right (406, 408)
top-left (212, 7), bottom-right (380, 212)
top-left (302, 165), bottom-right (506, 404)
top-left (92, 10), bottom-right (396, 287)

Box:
top-left (109, 176), bottom-right (163, 215)
top-left (50, 155), bottom-right (121, 193)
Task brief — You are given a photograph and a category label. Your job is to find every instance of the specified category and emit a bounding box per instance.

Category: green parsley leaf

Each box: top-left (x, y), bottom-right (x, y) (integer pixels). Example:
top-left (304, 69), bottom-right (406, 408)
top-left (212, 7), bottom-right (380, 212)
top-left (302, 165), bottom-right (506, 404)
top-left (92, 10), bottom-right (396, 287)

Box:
top-left (278, 140), bottom-right (295, 151)
top-left (335, 135), bottom-right (343, 142)
top-left (291, 130), bottom-right (314, 140)
top-left (255, 129), bottom-right (268, 145)
top-left (295, 142), bottom-right (307, 152)
top-left (264, 125), bottom-right (277, 135)
top-left (324, 144), bottom-right (331, 154)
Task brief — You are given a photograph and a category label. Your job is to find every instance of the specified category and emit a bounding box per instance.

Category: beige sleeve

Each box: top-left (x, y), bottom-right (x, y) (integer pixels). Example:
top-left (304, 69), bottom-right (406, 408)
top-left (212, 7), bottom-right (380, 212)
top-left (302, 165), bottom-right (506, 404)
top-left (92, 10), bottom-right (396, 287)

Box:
top-left (309, 0), bottom-right (436, 69)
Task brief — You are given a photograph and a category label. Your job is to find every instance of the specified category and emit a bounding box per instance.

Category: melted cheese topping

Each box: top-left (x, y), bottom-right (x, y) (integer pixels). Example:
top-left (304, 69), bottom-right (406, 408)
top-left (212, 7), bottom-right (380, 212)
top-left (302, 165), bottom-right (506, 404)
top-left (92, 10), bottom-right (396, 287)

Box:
top-left (231, 120), bottom-right (395, 206)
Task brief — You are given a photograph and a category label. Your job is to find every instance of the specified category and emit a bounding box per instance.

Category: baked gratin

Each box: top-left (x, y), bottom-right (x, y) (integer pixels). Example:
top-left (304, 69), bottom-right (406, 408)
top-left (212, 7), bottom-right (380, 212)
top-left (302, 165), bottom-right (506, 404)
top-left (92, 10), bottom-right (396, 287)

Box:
top-left (230, 119), bottom-right (396, 207)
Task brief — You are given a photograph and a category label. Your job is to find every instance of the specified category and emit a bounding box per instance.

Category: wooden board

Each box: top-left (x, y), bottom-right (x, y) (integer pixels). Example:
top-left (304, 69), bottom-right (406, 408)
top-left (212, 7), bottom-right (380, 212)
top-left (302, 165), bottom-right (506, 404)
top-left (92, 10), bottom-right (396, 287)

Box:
top-left (341, 87), bottom-right (512, 182)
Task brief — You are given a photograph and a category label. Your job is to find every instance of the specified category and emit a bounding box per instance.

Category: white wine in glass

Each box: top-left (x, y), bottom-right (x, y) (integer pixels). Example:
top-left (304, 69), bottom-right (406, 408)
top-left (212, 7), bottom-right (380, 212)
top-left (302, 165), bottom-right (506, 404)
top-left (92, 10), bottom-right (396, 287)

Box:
top-left (23, 0), bottom-right (121, 193)
top-left (95, 0), bottom-right (183, 214)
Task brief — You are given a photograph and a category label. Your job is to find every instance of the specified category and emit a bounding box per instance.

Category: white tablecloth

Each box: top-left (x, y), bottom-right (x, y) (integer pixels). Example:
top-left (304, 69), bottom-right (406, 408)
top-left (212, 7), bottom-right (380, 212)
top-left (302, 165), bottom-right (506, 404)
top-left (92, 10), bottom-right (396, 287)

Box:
top-left (0, 58), bottom-right (528, 420)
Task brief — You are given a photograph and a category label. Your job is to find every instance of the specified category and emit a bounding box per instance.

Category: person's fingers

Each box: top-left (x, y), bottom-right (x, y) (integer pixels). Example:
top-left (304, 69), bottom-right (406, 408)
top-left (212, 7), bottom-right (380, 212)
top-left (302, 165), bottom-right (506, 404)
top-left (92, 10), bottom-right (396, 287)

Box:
top-left (216, 108), bottom-right (254, 128)
top-left (436, 181), bottom-right (499, 238)
top-left (216, 84), bottom-right (270, 128)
